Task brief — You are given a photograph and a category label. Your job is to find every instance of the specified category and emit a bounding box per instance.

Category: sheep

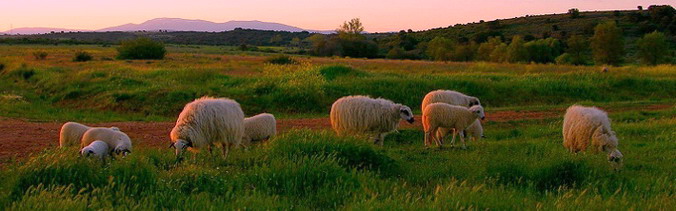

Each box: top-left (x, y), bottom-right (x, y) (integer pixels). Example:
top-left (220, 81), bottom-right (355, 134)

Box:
top-left (563, 105), bottom-right (623, 166)
top-left (80, 140), bottom-right (110, 161)
top-left (81, 127), bottom-right (132, 156)
top-left (59, 122), bottom-right (120, 147)
top-left (422, 103), bottom-right (485, 149)
top-left (169, 97), bottom-right (244, 159)
top-left (330, 95), bottom-right (415, 146)
top-left (421, 90), bottom-right (483, 145)
top-left (242, 113), bottom-right (277, 146)
top-left (421, 90), bottom-right (481, 111)
top-left (465, 120), bottom-right (485, 142)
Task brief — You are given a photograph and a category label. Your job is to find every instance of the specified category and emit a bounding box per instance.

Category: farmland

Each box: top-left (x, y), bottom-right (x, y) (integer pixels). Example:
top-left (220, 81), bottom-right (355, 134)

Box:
top-left (0, 44), bottom-right (674, 209)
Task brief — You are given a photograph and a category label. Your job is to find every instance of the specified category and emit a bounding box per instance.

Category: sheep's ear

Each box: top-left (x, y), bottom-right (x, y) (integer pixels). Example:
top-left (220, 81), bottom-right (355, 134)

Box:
top-left (168, 143), bottom-right (175, 149)
top-left (186, 141), bottom-right (193, 147)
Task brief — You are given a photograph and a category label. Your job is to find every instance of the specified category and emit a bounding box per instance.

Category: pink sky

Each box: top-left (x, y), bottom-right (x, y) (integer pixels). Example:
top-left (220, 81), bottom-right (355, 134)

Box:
top-left (1, 0), bottom-right (672, 32)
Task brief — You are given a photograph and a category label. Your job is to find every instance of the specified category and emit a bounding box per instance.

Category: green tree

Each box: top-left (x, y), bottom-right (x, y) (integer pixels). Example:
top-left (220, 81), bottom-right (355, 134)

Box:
top-left (116, 37), bottom-right (166, 60)
top-left (426, 36), bottom-right (454, 61)
top-left (565, 35), bottom-right (591, 65)
top-left (386, 47), bottom-right (406, 59)
top-left (636, 31), bottom-right (669, 65)
top-left (568, 8), bottom-right (581, 19)
top-left (524, 38), bottom-right (562, 63)
top-left (507, 36), bottom-right (528, 63)
top-left (490, 43), bottom-right (509, 63)
top-left (337, 18), bottom-right (365, 41)
top-left (477, 37), bottom-right (502, 61)
top-left (591, 21), bottom-right (624, 66)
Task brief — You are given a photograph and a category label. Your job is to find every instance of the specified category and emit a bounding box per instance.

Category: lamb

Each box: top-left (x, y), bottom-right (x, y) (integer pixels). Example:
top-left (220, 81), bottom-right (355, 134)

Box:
top-left (169, 97), bottom-right (244, 159)
top-left (59, 122), bottom-right (119, 147)
top-left (242, 113), bottom-right (277, 146)
top-left (465, 120), bottom-right (485, 142)
top-left (81, 127), bottom-right (132, 156)
top-left (563, 105), bottom-right (623, 165)
top-left (80, 140), bottom-right (110, 161)
top-left (421, 90), bottom-right (483, 144)
top-left (330, 95), bottom-right (415, 146)
top-left (422, 103), bottom-right (485, 149)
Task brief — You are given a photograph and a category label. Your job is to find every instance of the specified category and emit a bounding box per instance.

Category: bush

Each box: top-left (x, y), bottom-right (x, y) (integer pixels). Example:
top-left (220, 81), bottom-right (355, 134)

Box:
top-left (265, 55), bottom-right (298, 65)
top-left (116, 37), bottom-right (166, 60)
top-left (32, 51), bottom-right (48, 60)
top-left (72, 51), bottom-right (93, 62)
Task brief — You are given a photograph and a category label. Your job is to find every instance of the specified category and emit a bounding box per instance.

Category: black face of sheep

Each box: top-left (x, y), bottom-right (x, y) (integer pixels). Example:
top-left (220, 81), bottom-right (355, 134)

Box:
top-left (399, 107), bottom-right (415, 123)
top-left (170, 140), bottom-right (193, 160)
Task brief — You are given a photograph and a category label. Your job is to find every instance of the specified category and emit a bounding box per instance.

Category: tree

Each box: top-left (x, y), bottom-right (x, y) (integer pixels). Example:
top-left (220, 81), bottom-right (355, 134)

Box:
top-left (477, 37), bottom-right (502, 61)
top-left (337, 18), bottom-right (365, 41)
top-left (386, 47), bottom-right (406, 59)
top-left (591, 21), bottom-right (624, 66)
top-left (426, 36), bottom-right (454, 61)
top-left (116, 37), bottom-right (165, 60)
top-left (568, 8), bottom-right (581, 19)
top-left (524, 38), bottom-right (562, 63)
top-left (636, 31), bottom-right (669, 65)
top-left (507, 36), bottom-right (528, 63)
top-left (490, 43), bottom-right (509, 63)
top-left (565, 35), bottom-right (591, 65)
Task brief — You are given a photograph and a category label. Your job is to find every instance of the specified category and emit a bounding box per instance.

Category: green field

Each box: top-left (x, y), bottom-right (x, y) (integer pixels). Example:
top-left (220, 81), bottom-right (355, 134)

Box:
top-left (0, 45), bottom-right (674, 209)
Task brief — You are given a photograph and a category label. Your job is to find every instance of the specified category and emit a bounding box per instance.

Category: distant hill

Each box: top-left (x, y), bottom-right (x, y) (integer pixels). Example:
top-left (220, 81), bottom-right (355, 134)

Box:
top-left (2, 27), bottom-right (92, 35)
top-left (1, 18), bottom-right (333, 35)
top-left (98, 18), bottom-right (333, 34)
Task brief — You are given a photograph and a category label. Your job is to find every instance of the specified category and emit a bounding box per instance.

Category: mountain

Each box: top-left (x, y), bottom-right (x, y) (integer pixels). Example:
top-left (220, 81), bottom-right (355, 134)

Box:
top-left (1, 27), bottom-right (91, 35)
top-left (1, 18), bottom-right (333, 35)
top-left (97, 18), bottom-right (333, 34)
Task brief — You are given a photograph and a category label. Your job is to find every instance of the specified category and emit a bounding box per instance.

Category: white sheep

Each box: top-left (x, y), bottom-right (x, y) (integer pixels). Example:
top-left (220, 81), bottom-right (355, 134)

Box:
top-left (421, 90), bottom-right (481, 110)
top-left (170, 97), bottom-right (244, 159)
top-left (465, 120), bottom-right (484, 142)
top-left (423, 103), bottom-right (485, 149)
top-left (421, 90), bottom-right (483, 144)
top-left (242, 113), bottom-right (277, 146)
top-left (81, 127), bottom-right (132, 156)
top-left (563, 105), bottom-right (623, 165)
top-left (330, 95), bottom-right (415, 145)
top-left (59, 122), bottom-right (119, 147)
top-left (80, 140), bottom-right (110, 161)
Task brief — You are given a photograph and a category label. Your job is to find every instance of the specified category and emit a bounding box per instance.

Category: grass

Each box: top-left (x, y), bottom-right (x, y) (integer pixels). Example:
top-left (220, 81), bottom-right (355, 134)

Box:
top-left (0, 45), bottom-right (674, 122)
top-left (0, 107), bottom-right (673, 209)
top-left (0, 45), bottom-right (674, 209)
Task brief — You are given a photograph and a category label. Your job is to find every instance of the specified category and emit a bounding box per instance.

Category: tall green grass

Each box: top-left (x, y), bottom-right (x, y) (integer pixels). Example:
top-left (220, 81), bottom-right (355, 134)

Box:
top-left (1, 108), bottom-right (674, 209)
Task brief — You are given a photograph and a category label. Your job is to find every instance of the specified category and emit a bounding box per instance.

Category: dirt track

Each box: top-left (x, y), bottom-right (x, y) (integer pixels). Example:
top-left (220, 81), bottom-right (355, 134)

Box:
top-left (0, 104), bottom-right (671, 165)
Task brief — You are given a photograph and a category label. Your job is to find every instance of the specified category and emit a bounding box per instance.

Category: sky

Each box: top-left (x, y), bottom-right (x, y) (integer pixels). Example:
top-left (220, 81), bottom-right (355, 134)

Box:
top-left (0, 0), bottom-right (673, 32)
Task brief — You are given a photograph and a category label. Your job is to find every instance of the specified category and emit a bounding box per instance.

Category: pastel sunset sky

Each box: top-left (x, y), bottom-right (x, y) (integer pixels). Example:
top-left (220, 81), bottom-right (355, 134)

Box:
top-left (1, 0), bottom-right (672, 32)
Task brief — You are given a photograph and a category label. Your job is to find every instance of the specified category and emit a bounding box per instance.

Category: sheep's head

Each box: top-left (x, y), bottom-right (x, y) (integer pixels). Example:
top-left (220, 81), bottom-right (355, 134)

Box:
top-left (114, 146), bottom-right (131, 157)
top-left (595, 127), bottom-right (623, 167)
top-left (468, 97), bottom-right (481, 107)
top-left (469, 105), bottom-right (485, 120)
top-left (398, 106), bottom-right (415, 123)
top-left (80, 148), bottom-right (95, 157)
top-left (169, 139), bottom-right (192, 158)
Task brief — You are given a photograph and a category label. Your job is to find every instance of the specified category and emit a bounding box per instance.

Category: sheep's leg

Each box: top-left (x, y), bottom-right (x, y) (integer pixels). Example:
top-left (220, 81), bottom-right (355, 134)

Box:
top-left (460, 131), bottom-right (467, 150)
top-left (222, 143), bottom-right (230, 159)
top-left (377, 133), bottom-right (387, 146)
top-left (450, 130), bottom-right (457, 148)
top-left (424, 131), bottom-right (430, 146)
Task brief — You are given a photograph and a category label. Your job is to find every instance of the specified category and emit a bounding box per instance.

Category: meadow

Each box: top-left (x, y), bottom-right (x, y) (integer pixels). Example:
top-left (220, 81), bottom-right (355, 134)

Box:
top-left (0, 44), bottom-right (674, 209)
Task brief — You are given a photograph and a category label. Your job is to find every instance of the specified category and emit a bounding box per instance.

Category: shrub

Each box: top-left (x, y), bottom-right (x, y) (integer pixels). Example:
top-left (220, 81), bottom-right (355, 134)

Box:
top-left (72, 51), bottom-right (93, 62)
top-left (32, 51), bottom-right (48, 60)
top-left (116, 37), bottom-right (166, 60)
top-left (265, 55), bottom-right (298, 65)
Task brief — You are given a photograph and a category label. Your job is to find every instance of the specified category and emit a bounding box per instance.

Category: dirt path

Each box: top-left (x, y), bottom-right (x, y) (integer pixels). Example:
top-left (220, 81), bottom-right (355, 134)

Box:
top-left (0, 104), bottom-right (672, 165)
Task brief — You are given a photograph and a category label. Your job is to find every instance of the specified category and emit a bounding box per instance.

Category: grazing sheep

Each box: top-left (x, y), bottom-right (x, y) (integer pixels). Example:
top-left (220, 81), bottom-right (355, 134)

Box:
top-left (423, 103), bottom-right (485, 149)
top-left (421, 90), bottom-right (483, 145)
top-left (59, 122), bottom-right (119, 147)
top-left (330, 95), bottom-right (415, 145)
top-left (465, 120), bottom-right (484, 142)
top-left (170, 97), bottom-right (245, 159)
top-left (421, 90), bottom-right (481, 111)
top-left (563, 105), bottom-right (623, 165)
top-left (80, 140), bottom-right (110, 161)
top-left (602, 66), bottom-right (609, 73)
top-left (242, 113), bottom-right (277, 146)
top-left (81, 127), bottom-right (132, 156)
